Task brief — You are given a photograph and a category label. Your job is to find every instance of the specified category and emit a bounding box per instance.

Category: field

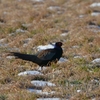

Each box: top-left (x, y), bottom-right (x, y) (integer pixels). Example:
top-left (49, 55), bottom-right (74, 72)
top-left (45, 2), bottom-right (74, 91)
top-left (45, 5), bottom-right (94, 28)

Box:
top-left (0, 0), bottom-right (100, 100)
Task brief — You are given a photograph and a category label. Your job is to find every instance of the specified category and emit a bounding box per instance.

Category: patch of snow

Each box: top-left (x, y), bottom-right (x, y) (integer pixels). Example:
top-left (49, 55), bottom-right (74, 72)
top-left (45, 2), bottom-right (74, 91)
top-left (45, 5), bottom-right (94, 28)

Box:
top-left (91, 12), bottom-right (100, 16)
top-left (28, 88), bottom-right (55, 95)
top-left (47, 6), bottom-right (61, 11)
top-left (16, 28), bottom-right (26, 33)
top-left (92, 29), bottom-right (100, 33)
top-left (91, 79), bottom-right (99, 83)
top-left (3, 11), bottom-right (8, 15)
top-left (23, 44), bottom-right (28, 47)
top-left (91, 58), bottom-right (100, 64)
top-left (9, 28), bottom-right (26, 36)
top-left (58, 57), bottom-right (68, 63)
top-left (92, 98), bottom-right (96, 100)
top-left (8, 33), bottom-right (15, 36)
top-left (90, 3), bottom-right (100, 7)
top-left (60, 33), bottom-right (68, 36)
top-left (88, 25), bottom-right (100, 29)
top-left (0, 38), bottom-right (5, 43)
top-left (77, 90), bottom-right (81, 93)
top-left (87, 25), bottom-right (100, 33)
top-left (0, 43), bottom-right (8, 47)
top-left (37, 44), bottom-right (54, 51)
top-left (32, 0), bottom-right (44, 2)
top-left (23, 38), bottom-right (32, 43)
top-left (6, 56), bottom-right (15, 59)
top-left (31, 80), bottom-right (56, 87)
top-left (7, 47), bottom-right (20, 52)
top-left (18, 71), bottom-right (43, 76)
top-left (37, 98), bottom-right (62, 100)
top-left (79, 15), bottom-right (85, 18)
top-left (23, 38), bottom-right (32, 47)
top-left (22, 23), bottom-right (31, 27)
top-left (74, 55), bottom-right (83, 59)
top-left (72, 45), bottom-right (80, 49)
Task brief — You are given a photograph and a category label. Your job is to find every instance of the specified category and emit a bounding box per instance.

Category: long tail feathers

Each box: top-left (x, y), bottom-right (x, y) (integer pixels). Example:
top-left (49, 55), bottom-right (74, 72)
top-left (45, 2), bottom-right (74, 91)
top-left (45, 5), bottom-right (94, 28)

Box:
top-left (10, 52), bottom-right (41, 64)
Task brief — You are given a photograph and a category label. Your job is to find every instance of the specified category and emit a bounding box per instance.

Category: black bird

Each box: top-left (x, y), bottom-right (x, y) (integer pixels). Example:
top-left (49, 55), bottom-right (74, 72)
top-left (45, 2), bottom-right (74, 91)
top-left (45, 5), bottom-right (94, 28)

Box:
top-left (10, 42), bottom-right (63, 67)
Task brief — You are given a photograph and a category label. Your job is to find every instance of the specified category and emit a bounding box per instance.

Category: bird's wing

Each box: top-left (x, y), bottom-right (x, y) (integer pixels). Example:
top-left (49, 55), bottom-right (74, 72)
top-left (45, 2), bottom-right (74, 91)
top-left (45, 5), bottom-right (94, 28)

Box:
top-left (37, 49), bottom-right (56, 60)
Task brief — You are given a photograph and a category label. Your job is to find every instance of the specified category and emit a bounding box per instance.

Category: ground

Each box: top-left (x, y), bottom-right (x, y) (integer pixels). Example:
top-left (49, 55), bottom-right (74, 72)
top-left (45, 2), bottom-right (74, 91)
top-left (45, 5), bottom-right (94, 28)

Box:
top-left (0, 0), bottom-right (100, 100)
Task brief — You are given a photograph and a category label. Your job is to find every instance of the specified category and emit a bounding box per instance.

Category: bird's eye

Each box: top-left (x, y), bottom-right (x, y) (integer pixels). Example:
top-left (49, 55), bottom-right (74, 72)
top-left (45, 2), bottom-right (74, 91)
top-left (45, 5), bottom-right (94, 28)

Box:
top-left (58, 42), bottom-right (62, 46)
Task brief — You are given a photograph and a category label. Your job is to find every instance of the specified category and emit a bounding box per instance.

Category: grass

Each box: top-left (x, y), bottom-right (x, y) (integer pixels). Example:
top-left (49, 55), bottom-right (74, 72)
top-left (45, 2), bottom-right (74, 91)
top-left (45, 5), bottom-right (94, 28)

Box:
top-left (0, 0), bottom-right (100, 99)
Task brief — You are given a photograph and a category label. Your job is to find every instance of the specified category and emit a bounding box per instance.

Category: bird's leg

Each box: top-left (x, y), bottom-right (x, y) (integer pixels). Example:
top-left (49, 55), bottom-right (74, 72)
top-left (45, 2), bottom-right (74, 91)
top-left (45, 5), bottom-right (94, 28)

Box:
top-left (40, 66), bottom-right (43, 71)
top-left (36, 66), bottom-right (43, 72)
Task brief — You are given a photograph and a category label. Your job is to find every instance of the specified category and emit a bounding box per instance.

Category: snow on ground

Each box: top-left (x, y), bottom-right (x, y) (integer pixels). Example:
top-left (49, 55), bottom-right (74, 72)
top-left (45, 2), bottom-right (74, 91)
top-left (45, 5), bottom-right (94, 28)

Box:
top-left (31, 80), bottom-right (56, 87)
top-left (9, 28), bottom-right (27, 36)
top-left (22, 23), bottom-right (31, 27)
top-left (37, 98), bottom-right (63, 100)
top-left (87, 24), bottom-right (100, 33)
top-left (16, 28), bottom-right (26, 33)
top-left (7, 47), bottom-right (20, 52)
top-left (0, 38), bottom-right (7, 48)
top-left (37, 43), bottom-right (54, 51)
top-left (90, 3), bottom-right (100, 7)
top-left (90, 3), bottom-right (100, 16)
top-left (28, 88), bottom-right (55, 95)
top-left (60, 33), bottom-right (68, 36)
top-left (18, 70), bottom-right (43, 76)
top-left (32, 0), bottom-right (44, 3)
top-left (91, 58), bottom-right (100, 64)
top-left (79, 14), bottom-right (85, 18)
top-left (28, 80), bottom-right (56, 95)
top-left (6, 56), bottom-right (15, 59)
top-left (0, 38), bottom-right (5, 42)
top-left (77, 90), bottom-right (81, 93)
top-left (47, 6), bottom-right (61, 11)
top-left (88, 25), bottom-right (100, 29)
top-left (58, 57), bottom-right (68, 63)
top-left (72, 45), bottom-right (80, 49)
top-left (74, 55), bottom-right (83, 59)
top-left (23, 38), bottom-right (32, 44)
top-left (0, 43), bottom-right (8, 47)
top-left (23, 38), bottom-right (32, 47)
top-left (91, 12), bottom-right (100, 16)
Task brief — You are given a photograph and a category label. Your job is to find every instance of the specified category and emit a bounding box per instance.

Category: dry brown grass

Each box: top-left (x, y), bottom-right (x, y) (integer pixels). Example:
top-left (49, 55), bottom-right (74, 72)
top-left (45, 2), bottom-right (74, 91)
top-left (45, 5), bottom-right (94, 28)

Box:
top-left (0, 0), bottom-right (100, 99)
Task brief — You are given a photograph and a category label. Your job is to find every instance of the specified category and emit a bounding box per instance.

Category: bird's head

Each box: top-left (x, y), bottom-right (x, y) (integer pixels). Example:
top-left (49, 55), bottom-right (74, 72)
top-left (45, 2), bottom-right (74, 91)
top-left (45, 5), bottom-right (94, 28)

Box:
top-left (55, 42), bottom-right (63, 47)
